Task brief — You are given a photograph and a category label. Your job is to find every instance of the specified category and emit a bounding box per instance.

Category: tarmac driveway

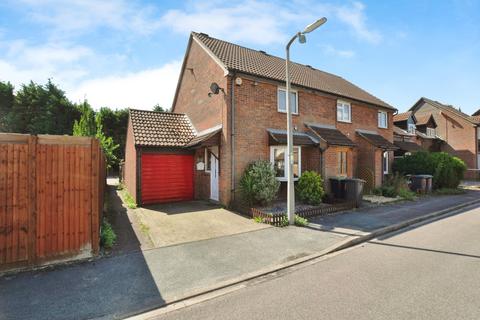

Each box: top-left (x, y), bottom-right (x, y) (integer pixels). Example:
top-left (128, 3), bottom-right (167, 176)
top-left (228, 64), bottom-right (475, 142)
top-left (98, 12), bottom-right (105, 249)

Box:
top-left (135, 201), bottom-right (270, 248)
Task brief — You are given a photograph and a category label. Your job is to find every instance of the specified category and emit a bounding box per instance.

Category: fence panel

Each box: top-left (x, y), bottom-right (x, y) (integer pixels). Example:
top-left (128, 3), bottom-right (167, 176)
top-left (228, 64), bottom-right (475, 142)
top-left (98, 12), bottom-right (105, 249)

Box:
top-left (0, 133), bottom-right (105, 270)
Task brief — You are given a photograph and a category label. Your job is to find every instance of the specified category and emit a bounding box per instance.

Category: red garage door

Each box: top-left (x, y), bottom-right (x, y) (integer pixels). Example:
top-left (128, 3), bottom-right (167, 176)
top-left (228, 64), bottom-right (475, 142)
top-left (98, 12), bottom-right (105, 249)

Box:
top-left (141, 153), bottom-right (194, 204)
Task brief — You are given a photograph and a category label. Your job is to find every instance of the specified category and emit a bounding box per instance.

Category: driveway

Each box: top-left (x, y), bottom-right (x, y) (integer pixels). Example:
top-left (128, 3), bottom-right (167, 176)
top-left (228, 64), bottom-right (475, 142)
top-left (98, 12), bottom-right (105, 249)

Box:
top-left (133, 200), bottom-right (270, 248)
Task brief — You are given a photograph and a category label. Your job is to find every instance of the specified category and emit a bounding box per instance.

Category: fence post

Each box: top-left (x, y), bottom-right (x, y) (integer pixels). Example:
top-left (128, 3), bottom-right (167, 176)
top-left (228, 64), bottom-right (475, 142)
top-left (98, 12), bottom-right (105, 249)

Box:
top-left (27, 135), bottom-right (37, 265)
top-left (91, 138), bottom-right (100, 255)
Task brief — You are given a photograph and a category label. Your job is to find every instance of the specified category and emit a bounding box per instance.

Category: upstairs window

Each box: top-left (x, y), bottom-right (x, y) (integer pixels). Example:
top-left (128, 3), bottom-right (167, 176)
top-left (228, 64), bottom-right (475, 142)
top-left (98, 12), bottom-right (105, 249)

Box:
top-left (277, 88), bottom-right (298, 114)
top-left (407, 123), bottom-right (416, 134)
top-left (378, 111), bottom-right (388, 128)
top-left (337, 100), bottom-right (351, 123)
top-left (426, 127), bottom-right (436, 137)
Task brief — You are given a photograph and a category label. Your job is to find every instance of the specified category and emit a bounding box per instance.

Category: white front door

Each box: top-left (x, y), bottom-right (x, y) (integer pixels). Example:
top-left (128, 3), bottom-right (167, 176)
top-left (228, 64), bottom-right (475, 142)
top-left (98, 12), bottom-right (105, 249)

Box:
top-left (210, 154), bottom-right (219, 201)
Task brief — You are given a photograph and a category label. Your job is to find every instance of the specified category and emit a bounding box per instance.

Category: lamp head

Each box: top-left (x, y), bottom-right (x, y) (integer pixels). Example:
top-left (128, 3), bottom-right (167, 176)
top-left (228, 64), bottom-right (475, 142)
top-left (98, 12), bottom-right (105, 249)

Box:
top-left (302, 17), bottom-right (327, 34)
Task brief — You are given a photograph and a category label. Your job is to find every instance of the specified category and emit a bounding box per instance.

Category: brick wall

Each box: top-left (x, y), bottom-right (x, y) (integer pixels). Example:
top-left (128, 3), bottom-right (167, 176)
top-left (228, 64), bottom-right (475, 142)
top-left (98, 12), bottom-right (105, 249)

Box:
top-left (415, 102), bottom-right (477, 178)
top-left (232, 76), bottom-right (394, 200)
top-left (123, 116), bottom-right (137, 202)
top-left (173, 39), bottom-right (232, 205)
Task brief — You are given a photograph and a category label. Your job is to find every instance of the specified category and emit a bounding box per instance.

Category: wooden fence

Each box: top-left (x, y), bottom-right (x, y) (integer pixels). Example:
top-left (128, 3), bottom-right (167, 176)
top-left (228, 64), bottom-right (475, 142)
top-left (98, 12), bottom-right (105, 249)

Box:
top-left (0, 133), bottom-right (105, 271)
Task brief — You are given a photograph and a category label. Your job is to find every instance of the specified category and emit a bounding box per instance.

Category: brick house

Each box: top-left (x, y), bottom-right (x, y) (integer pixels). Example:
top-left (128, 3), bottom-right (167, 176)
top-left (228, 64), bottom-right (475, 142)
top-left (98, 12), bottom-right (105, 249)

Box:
top-left (399, 97), bottom-right (480, 179)
top-left (124, 32), bottom-right (397, 207)
top-left (393, 110), bottom-right (443, 156)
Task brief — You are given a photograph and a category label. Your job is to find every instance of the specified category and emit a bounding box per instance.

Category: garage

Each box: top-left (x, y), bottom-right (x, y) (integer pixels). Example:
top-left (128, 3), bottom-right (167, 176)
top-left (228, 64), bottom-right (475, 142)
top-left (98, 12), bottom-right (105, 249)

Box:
top-left (141, 153), bottom-right (194, 204)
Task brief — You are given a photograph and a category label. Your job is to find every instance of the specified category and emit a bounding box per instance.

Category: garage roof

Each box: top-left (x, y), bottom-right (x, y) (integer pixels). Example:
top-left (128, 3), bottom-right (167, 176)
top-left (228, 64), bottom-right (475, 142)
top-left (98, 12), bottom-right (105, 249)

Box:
top-left (129, 109), bottom-right (196, 147)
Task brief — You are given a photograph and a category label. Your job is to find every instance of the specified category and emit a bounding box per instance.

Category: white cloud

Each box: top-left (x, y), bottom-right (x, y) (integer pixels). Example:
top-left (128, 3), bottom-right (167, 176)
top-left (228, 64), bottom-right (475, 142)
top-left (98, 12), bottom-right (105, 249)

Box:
top-left (335, 1), bottom-right (382, 44)
top-left (68, 61), bottom-right (182, 110)
top-left (160, 1), bottom-right (301, 45)
top-left (15, 0), bottom-right (161, 36)
top-left (0, 40), bottom-right (93, 87)
top-left (322, 44), bottom-right (355, 58)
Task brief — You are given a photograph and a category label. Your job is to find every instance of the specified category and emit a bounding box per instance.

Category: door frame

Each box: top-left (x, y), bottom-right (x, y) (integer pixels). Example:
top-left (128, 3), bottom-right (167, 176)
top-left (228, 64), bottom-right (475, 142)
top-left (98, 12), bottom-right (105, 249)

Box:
top-left (209, 152), bottom-right (219, 201)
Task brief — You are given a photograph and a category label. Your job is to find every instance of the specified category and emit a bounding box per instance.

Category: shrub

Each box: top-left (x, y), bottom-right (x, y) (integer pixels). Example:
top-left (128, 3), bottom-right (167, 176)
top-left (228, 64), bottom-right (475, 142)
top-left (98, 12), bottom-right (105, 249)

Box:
top-left (372, 187), bottom-right (383, 196)
top-left (253, 216), bottom-right (264, 223)
top-left (101, 219), bottom-right (117, 249)
top-left (296, 171), bottom-right (324, 205)
top-left (240, 160), bottom-right (280, 206)
top-left (279, 215), bottom-right (289, 227)
top-left (393, 152), bottom-right (466, 189)
top-left (381, 186), bottom-right (397, 198)
top-left (398, 188), bottom-right (415, 200)
top-left (294, 215), bottom-right (308, 227)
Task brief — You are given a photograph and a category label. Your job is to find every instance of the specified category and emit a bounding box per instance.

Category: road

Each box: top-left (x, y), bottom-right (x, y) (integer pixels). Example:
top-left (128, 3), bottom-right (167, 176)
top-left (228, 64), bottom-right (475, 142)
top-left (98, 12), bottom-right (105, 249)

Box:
top-left (151, 205), bottom-right (480, 320)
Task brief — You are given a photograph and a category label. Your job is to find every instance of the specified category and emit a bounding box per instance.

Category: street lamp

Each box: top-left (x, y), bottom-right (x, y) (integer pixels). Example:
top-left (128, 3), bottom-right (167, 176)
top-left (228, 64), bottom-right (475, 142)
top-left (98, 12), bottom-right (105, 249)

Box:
top-left (285, 17), bottom-right (327, 225)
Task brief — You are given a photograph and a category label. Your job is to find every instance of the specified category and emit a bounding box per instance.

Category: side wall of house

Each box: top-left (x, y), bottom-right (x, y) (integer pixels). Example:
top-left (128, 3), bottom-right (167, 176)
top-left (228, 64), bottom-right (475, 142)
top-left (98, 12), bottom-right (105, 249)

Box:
top-left (173, 39), bottom-right (232, 205)
top-left (124, 116), bottom-right (137, 202)
top-left (415, 102), bottom-right (477, 178)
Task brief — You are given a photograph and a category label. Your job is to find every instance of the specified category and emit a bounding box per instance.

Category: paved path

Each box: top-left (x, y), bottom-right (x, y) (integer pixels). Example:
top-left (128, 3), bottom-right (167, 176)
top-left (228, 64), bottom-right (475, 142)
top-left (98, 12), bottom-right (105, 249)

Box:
top-left (152, 204), bottom-right (480, 320)
top-left (0, 190), bottom-right (479, 320)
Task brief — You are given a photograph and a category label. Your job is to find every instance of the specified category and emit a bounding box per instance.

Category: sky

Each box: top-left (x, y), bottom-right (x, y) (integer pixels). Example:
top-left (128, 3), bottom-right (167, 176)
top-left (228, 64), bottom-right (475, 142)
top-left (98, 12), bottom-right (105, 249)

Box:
top-left (0, 0), bottom-right (479, 114)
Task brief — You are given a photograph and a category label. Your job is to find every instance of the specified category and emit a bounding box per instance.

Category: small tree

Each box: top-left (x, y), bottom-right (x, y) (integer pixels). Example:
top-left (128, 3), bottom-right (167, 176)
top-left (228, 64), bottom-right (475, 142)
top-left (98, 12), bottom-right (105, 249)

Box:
top-left (153, 104), bottom-right (167, 112)
top-left (240, 160), bottom-right (280, 206)
top-left (73, 101), bottom-right (119, 169)
top-left (296, 171), bottom-right (324, 205)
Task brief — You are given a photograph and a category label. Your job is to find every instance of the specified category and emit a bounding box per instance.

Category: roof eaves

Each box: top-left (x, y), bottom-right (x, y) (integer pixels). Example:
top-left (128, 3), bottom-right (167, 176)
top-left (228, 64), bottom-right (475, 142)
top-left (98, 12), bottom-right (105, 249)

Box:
top-left (192, 32), bottom-right (230, 76)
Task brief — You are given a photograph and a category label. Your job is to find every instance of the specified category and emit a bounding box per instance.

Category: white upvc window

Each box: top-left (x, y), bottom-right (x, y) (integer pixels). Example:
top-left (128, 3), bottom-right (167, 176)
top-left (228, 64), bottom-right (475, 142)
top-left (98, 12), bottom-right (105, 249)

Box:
top-left (270, 146), bottom-right (301, 181)
top-left (277, 88), bottom-right (298, 114)
top-left (407, 123), bottom-right (416, 134)
top-left (426, 127), bottom-right (435, 137)
top-left (383, 151), bottom-right (389, 174)
top-left (204, 148), bottom-right (211, 172)
top-left (378, 111), bottom-right (388, 129)
top-left (337, 100), bottom-right (351, 123)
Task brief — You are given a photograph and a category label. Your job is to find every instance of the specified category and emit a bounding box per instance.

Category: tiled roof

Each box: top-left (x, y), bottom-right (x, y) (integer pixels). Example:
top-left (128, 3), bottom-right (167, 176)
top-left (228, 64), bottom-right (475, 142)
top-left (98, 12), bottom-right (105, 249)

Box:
top-left (306, 124), bottom-right (356, 147)
top-left (413, 97), bottom-right (479, 125)
top-left (415, 114), bottom-right (436, 126)
top-left (394, 141), bottom-right (423, 152)
top-left (393, 126), bottom-right (415, 137)
top-left (129, 109), bottom-right (196, 147)
top-left (356, 131), bottom-right (398, 150)
top-left (472, 109), bottom-right (480, 117)
top-left (471, 115), bottom-right (480, 123)
top-left (267, 129), bottom-right (318, 146)
top-left (193, 32), bottom-right (394, 110)
top-left (393, 111), bottom-right (411, 122)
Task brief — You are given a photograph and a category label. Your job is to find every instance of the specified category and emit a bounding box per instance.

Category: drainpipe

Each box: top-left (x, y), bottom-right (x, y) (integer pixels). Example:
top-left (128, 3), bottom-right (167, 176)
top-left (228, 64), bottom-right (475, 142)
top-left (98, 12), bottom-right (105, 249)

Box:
top-left (230, 72), bottom-right (236, 204)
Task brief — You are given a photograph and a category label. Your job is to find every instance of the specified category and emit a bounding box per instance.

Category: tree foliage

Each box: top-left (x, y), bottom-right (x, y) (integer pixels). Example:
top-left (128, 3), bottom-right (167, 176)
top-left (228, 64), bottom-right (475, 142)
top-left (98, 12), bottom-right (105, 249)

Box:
top-left (0, 80), bottom-right (129, 170)
top-left (240, 160), bottom-right (280, 206)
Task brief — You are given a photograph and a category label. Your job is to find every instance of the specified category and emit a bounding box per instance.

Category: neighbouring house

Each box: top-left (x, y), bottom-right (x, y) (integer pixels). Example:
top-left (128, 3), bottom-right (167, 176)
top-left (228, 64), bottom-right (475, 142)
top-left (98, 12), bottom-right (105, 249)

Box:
top-left (403, 97), bottom-right (480, 179)
top-left (393, 110), bottom-right (443, 155)
top-left (124, 32), bottom-right (397, 207)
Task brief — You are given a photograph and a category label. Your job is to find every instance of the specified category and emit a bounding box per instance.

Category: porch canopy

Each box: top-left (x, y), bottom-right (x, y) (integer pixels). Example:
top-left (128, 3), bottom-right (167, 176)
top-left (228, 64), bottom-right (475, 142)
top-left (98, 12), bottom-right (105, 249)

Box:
top-left (186, 125), bottom-right (222, 148)
top-left (267, 128), bottom-right (318, 146)
top-left (357, 130), bottom-right (398, 150)
top-left (394, 140), bottom-right (423, 152)
top-left (306, 123), bottom-right (356, 150)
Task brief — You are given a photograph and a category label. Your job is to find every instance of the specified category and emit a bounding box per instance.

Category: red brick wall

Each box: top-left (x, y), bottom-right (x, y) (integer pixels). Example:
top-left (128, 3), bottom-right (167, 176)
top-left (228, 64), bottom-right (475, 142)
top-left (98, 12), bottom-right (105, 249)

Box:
top-left (173, 39), bottom-right (232, 205)
top-left (124, 116), bottom-right (137, 202)
top-left (415, 102), bottom-right (477, 178)
top-left (232, 76), bottom-right (394, 200)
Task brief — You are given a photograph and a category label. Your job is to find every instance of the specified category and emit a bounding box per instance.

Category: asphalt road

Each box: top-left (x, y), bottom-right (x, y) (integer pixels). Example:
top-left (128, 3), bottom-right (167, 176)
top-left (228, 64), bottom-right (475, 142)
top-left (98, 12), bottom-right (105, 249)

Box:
top-left (152, 205), bottom-right (480, 320)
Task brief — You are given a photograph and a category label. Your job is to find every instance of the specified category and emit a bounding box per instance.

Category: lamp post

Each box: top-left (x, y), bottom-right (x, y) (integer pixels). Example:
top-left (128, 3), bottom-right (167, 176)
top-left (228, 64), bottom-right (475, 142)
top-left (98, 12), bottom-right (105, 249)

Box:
top-left (285, 17), bottom-right (327, 225)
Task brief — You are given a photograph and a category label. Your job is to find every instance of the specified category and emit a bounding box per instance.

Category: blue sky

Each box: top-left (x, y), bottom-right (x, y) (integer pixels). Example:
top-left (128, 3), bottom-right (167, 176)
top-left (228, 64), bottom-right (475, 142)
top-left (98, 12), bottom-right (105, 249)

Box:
top-left (0, 0), bottom-right (479, 114)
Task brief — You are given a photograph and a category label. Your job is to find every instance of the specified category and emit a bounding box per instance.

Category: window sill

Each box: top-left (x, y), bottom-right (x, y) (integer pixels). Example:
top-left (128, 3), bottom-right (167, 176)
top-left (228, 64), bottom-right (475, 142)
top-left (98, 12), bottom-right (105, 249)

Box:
top-left (278, 110), bottom-right (299, 116)
top-left (378, 126), bottom-right (388, 130)
top-left (337, 120), bottom-right (352, 124)
top-left (276, 177), bottom-right (300, 182)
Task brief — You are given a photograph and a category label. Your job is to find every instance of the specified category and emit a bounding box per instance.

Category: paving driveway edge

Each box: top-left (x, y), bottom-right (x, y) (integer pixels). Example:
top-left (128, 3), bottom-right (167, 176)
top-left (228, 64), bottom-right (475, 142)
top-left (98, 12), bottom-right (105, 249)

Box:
top-left (126, 198), bottom-right (480, 320)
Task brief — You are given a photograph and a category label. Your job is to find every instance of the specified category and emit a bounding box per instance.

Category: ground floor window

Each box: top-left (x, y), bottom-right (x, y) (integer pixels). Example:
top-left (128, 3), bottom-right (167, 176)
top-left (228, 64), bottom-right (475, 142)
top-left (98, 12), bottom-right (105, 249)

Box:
top-left (383, 151), bottom-right (389, 174)
top-left (338, 151), bottom-right (347, 175)
top-left (270, 146), bottom-right (301, 181)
